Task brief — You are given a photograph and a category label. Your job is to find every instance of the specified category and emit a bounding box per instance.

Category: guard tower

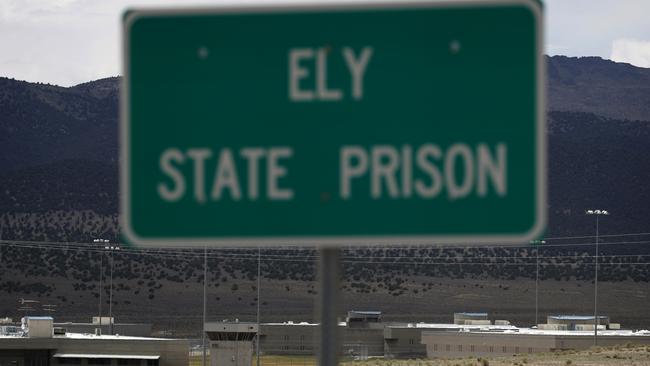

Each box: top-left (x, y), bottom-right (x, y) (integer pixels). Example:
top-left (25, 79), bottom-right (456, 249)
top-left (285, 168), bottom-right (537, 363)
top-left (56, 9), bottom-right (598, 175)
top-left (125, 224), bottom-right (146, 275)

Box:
top-left (346, 311), bottom-right (382, 328)
top-left (205, 321), bottom-right (258, 366)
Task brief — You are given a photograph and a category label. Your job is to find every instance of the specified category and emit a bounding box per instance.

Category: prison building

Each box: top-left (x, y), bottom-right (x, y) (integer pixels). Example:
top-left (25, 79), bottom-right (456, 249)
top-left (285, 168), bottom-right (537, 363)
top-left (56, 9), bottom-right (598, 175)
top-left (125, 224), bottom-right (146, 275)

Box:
top-left (542, 315), bottom-right (612, 330)
top-left (346, 311), bottom-right (382, 327)
top-left (258, 322), bottom-right (316, 355)
top-left (205, 322), bottom-right (258, 366)
top-left (54, 317), bottom-right (153, 337)
top-left (383, 325), bottom-right (426, 359)
top-left (0, 316), bottom-right (188, 366)
top-left (342, 311), bottom-right (384, 358)
top-left (210, 311), bottom-right (504, 361)
top-left (384, 321), bottom-right (518, 359)
top-left (421, 328), bottom-right (650, 358)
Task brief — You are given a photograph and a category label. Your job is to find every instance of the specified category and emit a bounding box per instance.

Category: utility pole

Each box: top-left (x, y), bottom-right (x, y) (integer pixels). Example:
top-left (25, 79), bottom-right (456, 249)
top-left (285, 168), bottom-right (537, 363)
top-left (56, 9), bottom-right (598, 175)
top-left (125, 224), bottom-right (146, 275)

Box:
top-left (94, 238), bottom-right (109, 336)
top-left (0, 220), bottom-right (4, 272)
top-left (256, 247), bottom-right (261, 366)
top-left (530, 239), bottom-right (545, 326)
top-left (107, 243), bottom-right (120, 335)
top-left (99, 247), bottom-right (103, 335)
top-left (203, 246), bottom-right (207, 366)
top-left (536, 244), bottom-right (539, 326)
top-left (586, 209), bottom-right (609, 346)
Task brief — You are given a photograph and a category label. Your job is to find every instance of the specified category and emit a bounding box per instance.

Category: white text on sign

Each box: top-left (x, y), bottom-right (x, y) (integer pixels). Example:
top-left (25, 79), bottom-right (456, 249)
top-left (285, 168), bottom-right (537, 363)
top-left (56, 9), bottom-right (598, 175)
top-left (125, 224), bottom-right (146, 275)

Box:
top-left (289, 46), bottom-right (373, 102)
top-left (158, 147), bottom-right (294, 203)
top-left (157, 143), bottom-right (507, 203)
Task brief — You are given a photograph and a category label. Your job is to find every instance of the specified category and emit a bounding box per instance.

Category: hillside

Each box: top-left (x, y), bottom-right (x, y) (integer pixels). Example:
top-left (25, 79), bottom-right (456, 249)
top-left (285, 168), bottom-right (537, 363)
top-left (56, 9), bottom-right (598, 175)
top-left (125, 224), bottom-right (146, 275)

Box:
top-left (548, 56), bottom-right (650, 121)
top-left (2, 56), bottom-right (650, 236)
top-left (0, 77), bottom-right (118, 170)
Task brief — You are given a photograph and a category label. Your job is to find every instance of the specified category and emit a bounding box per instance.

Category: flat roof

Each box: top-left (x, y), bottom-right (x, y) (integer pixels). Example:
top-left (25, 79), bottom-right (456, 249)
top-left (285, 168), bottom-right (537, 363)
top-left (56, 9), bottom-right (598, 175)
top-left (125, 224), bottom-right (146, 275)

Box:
top-left (1, 332), bottom-right (186, 342)
top-left (388, 323), bottom-right (517, 331)
top-left (54, 322), bottom-right (149, 326)
top-left (263, 322), bottom-right (318, 326)
top-left (422, 328), bottom-right (650, 337)
top-left (505, 328), bottom-right (650, 337)
top-left (62, 333), bottom-right (175, 341)
top-left (0, 332), bottom-right (178, 341)
top-left (349, 311), bottom-right (382, 315)
top-left (549, 315), bottom-right (609, 320)
top-left (53, 354), bottom-right (159, 360)
top-left (455, 312), bottom-right (488, 316)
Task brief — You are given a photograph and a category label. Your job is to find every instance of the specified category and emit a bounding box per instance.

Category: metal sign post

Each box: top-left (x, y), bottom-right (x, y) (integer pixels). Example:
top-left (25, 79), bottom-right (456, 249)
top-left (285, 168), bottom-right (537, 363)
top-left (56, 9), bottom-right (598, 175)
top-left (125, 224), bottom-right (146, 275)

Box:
top-left (318, 249), bottom-right (341, 366)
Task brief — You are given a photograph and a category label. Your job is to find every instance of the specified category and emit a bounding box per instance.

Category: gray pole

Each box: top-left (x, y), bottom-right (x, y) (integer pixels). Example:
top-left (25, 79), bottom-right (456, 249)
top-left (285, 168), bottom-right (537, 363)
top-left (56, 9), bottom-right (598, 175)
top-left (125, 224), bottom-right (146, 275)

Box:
top-left (203, 246), bottom-right (207, 366)
top-left (318, 248), bottom-right (341, 366)
top-left (594, 214), bottom-right (599, 346)
top-left (109, 247), bottom-right (114, 335)
top-left (98, 247), bottom-right (103, 335)
top-left (535, 245), bottom-right (539, 326)
top-left (256, 247), bottom-right (261, 366)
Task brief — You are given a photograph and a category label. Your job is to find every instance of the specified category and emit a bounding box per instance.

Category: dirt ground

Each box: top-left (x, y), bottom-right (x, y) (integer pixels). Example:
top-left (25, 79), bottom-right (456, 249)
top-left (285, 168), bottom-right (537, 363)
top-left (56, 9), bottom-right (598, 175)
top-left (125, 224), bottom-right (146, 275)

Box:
top-left (347, 344), bottom-right (650, 366)
top-left (189, 344), bottom-right (650, 366)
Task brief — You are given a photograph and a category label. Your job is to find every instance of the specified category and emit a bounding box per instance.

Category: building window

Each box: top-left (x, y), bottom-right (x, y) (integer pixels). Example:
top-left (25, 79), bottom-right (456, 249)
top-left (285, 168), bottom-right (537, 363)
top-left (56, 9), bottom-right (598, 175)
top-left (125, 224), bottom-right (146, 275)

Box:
top-left (118, 360), bottom-right (141, 366)
top-left (446, 345), bottom-right (450, 352)
top-left (433, 344), bottom-right (438, 351)
top-left (470, 345), bottom-right (475, 352)
top-left (489, 346), bottom-right (494, 353)
top-left (59, 359), bottom-right (82, 365)
top-left (300, 345), bottom-right (305, 351)
top-left (88, 359), bottom-right (111, 365)
top-left (409, 338), bottom-right (415, 345)
top-left (502, 346), bottom-right (507, 353)
top-left (528, 347), bottom-right (533, 353)
top-left (457, 345), bottom-right (462, 352)
top-left (118, 360), bottom-right (142, 366)
top-left (283, 335), bottom-right (290, 341)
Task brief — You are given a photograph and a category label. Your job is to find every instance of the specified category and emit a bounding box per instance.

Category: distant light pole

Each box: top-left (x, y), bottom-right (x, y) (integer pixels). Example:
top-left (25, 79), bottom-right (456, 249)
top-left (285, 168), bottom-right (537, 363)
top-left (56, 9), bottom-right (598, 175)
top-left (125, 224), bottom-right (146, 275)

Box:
top-left (93, 238), bottom-right (110, 335)
top-left (105, 243), bottom-right (120, 335)
top-left (0, 220), bottom-right (3, 264)
top-left (202, 246), bottom-right (207, 366)
top-left (586, 209), bottom-right (609, 346)
top-left (256, 247), bottom-right (261, 366)
top-left (530, 239), bottom-right (546, 326)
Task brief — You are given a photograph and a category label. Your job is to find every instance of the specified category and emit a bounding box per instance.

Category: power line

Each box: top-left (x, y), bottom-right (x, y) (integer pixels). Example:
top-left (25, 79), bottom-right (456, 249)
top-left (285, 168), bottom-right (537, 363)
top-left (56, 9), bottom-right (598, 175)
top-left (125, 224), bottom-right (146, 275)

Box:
top-left (3, 238), bottom-right (650, 256)
top-left (1, 241), bottom-right (650, 265)
top-left (2, 231), bottom-right (650, 250)
top-left (3, 237), bottom-right (650, 253)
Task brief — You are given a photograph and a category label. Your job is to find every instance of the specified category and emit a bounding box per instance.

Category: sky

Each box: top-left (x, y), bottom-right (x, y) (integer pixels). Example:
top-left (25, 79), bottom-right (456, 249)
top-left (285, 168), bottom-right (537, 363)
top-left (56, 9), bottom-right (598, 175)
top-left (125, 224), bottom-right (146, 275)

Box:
top-left (1, 0), bottom-right (649, 87)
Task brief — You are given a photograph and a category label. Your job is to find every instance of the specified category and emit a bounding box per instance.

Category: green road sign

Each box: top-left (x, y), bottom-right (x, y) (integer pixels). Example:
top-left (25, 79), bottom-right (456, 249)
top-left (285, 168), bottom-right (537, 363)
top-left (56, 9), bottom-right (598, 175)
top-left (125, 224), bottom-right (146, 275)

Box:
top-left (121, 0), bottom-right (546, 247)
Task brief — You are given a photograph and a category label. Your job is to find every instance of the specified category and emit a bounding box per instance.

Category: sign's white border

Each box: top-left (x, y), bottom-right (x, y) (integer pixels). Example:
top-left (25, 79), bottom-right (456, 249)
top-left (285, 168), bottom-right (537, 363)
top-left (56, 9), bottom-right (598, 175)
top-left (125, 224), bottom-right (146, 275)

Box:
top-left (121, 0), bottom-right (546, 248)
